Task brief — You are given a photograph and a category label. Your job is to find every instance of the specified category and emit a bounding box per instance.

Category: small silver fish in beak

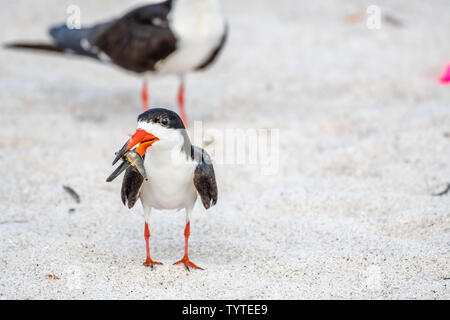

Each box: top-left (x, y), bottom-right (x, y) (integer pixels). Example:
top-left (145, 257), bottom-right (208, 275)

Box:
top-left (106, 150), bottom-right (148, 182)
top-left (124, 150), bottom-right (147, 181)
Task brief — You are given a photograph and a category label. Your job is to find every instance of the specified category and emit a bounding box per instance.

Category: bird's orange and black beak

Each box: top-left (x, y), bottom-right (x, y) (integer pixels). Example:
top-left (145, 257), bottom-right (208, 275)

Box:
top-left (112, 130), bottom-right (158, 165)
top-left (107, 130), bottom-right (158, 182)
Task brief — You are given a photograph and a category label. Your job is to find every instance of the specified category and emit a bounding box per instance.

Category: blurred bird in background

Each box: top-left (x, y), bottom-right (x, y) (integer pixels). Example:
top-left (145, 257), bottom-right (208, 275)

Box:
top-left (5, 0), bottom-right (228, 126)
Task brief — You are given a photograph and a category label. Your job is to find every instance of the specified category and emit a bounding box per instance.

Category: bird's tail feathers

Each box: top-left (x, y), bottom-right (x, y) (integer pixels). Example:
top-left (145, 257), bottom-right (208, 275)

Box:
top-left (4, 42), bottom-right (64, 53)
top-left (4, 24), bottom-right (95, 58)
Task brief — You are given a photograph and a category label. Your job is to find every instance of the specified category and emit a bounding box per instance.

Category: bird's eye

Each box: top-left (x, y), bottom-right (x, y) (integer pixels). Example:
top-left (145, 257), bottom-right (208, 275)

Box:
top-left (161, 117), bottom-right (169, 126)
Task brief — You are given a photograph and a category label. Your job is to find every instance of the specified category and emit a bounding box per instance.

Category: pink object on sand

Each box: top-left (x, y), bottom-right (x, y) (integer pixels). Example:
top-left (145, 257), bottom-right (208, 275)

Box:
top-left (438, 61), bottom-right (450, 85)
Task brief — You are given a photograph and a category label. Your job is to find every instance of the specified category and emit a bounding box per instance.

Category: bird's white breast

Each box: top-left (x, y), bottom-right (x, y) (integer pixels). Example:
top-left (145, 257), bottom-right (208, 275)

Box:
top-left (155, 0), bottom-right (226, 74)
top-left (139, 141), bottom-right (197, 210)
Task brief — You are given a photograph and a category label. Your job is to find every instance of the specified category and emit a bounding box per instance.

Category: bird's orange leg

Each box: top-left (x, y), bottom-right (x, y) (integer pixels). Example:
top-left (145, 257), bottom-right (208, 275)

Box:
top-left (141, 79), bottom-right (149, 112)
top-left (177, 80), bottom-right (188, 127)
top-left (174, 222), bottom-right (203, 271)
top-left (143, 222), bottom-right (162, 269)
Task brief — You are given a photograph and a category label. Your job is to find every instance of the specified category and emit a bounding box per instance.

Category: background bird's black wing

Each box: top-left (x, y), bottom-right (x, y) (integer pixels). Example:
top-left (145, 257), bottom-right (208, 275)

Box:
top-left (121, 166), bottom-right (144, 209)
top-left (86, 1), bottom-right (177, 73)
top-left (192, 146), bottom-right (218, 209)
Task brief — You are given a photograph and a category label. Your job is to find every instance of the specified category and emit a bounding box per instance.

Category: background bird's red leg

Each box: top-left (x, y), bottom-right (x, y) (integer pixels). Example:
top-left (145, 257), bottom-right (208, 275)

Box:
top-left (143, 222), bottom-right (162, 268)
top-left (141, 79), bottom-right (149, 111)
top-left (177, 79), bottom-right (187, 126)
top-left (174, 222), bottom-right (203, 271)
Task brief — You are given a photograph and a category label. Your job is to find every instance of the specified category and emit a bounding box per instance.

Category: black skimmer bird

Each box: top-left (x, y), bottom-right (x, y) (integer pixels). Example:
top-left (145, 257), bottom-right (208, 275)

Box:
top-left (5, 0), bottom-right (228, 125)
top-left (107, 108), bottom-right (218, 270)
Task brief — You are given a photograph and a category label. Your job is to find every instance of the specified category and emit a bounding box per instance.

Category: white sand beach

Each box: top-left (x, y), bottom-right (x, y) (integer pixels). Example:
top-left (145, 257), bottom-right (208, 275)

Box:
top-left (0, 0), bottom-right (449, 299)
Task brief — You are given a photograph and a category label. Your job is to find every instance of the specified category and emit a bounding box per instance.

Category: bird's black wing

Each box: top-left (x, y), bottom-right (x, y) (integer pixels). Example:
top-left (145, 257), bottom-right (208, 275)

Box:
top-left (192, 146), bottom-right (218, 209)
top-left (5, 1), bottom-right (176, 70)
top-left (121, 165), bottom-right (144, 209)
top-left (86, 0), bottom-right (177, 73)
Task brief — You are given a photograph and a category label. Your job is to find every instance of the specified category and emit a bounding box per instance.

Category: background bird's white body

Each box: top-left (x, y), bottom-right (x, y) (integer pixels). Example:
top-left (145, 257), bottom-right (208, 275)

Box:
top-left (155, 0), bottom-right (227, 75)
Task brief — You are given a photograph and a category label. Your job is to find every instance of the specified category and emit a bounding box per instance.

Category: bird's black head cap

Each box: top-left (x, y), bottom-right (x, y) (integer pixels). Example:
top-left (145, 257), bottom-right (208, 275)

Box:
top-left (137, 108), bottom-right (185, 129)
